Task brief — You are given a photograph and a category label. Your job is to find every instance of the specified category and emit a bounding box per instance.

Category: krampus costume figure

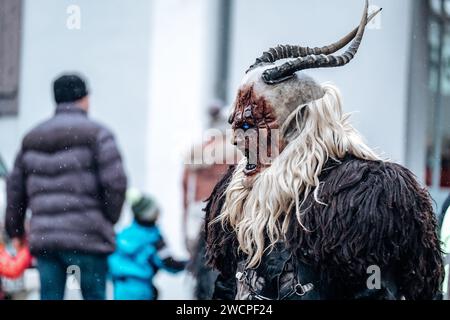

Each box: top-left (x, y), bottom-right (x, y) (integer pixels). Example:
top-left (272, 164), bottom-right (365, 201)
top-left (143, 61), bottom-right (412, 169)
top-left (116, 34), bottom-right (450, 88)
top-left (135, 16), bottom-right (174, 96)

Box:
top-left (205, 1), bottom-right (444, 300)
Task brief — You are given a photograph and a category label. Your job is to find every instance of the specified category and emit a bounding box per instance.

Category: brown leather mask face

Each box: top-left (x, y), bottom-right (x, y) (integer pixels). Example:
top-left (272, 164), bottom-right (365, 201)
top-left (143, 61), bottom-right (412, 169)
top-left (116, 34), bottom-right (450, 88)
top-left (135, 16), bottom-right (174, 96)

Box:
top-left (229, 85), bottom-right (282, 176)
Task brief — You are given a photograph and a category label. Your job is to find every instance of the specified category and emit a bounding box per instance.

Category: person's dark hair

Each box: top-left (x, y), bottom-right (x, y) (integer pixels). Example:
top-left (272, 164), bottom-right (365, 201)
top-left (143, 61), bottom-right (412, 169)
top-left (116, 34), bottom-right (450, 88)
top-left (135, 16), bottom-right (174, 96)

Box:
top-left (53, 73), bottom-right (89, 104)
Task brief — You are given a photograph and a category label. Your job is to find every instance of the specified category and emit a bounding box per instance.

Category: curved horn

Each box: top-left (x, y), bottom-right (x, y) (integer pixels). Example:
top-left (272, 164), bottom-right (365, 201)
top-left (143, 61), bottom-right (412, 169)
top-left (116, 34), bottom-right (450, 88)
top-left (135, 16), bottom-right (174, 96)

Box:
top-left (262, 1), bottom-right (381, 84)
top-left (248, 5), bottom-right (381, 72)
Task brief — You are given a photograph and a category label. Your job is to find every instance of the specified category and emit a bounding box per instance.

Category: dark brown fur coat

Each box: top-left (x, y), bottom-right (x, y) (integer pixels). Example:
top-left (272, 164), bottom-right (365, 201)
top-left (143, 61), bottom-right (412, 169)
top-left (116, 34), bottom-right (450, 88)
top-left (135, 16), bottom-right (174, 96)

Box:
top-left (205, 156), bottom-right (444, 300)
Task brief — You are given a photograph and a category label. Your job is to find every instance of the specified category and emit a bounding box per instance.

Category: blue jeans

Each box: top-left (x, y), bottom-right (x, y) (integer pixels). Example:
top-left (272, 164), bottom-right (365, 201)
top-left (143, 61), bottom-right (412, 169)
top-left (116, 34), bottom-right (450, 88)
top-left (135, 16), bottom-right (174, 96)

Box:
top-left (37, 251), bottom-right (108, 300)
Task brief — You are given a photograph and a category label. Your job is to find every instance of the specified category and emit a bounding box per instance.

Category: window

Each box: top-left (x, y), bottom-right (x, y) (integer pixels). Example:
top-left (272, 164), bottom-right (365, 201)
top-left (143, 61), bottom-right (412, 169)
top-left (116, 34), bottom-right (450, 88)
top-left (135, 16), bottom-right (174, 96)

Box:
top-left (426, 0), bottom-right (450, 189)
top-left (0, 0), bottom-right (22, 116)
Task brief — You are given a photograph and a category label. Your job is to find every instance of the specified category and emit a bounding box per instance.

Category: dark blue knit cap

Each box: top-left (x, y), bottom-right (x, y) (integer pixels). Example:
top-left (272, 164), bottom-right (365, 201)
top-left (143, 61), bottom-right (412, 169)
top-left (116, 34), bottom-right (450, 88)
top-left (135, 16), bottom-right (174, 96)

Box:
top-left (53, 73), bottom-right (89, 104)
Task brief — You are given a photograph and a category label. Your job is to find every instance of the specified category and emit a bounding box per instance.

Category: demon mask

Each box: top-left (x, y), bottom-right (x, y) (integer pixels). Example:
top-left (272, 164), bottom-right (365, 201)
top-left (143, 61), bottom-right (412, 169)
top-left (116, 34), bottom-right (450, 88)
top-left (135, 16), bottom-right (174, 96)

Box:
top-left (229, 0), bottom-right (381, 176)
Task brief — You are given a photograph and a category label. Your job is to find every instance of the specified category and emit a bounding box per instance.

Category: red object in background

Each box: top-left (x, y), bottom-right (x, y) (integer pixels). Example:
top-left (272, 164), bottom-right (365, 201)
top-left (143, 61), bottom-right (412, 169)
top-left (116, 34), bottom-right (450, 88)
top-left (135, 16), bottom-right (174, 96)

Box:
top-left (442, 168), bottom-right (450, 187)
top-left (0, 245), bottom-right (32, 279)
top-left (426, 167), bottom-right (450, 188)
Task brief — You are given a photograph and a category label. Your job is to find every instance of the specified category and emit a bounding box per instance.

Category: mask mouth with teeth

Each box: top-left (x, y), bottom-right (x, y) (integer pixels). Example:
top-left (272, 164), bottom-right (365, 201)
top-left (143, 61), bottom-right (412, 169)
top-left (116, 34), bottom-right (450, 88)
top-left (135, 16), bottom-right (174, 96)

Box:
top-left (229, 84), bottom-right (280, 176)
top-left (228, 0), bottom-right (381, 177)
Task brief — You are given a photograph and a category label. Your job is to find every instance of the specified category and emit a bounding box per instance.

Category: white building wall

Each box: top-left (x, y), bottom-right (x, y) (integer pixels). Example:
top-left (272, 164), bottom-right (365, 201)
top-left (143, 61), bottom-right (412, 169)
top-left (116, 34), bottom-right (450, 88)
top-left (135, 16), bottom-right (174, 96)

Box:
top-left (228, 0), bottom-right (413, 165)
top-left (146, 0), bottom-right (219, 299)
top-left (406, 0), bottom-right (430, 185)
top-left (0, 0), bottom-right (152, 190)
top-left (147, 0), bottom-right (210, 254)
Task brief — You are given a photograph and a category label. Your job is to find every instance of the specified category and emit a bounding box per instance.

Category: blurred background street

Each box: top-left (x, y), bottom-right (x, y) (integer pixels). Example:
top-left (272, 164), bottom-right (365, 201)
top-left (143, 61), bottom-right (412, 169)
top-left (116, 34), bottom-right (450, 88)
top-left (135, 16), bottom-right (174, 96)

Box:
top-left (0, 0), bottom-right (449, 299)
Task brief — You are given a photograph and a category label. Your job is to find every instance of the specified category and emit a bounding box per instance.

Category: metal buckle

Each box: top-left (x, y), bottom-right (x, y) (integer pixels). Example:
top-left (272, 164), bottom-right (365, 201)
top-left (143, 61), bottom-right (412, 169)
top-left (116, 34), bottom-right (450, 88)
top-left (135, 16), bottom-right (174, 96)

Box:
top-left (251, 293), bottom-right (273, 301)
top-left (236, 271), bottom-right (247, 282)
top-left (295, 283), bottom-right (314, 296)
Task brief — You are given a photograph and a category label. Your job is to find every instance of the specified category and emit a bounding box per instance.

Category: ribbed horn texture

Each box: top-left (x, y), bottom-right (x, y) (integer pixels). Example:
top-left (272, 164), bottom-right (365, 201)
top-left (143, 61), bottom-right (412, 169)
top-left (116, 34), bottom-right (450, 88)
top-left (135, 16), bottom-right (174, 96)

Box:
top-left (255, 1), bottom-right (381, 85)
top-left (248, 7), bottom-right (380, 73)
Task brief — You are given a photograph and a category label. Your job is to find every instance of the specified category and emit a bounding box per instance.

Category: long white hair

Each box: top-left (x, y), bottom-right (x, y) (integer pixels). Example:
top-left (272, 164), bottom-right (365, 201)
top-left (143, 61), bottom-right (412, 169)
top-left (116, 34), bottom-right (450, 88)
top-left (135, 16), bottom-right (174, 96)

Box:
top-left (214, 83), bottom-right (380, 268)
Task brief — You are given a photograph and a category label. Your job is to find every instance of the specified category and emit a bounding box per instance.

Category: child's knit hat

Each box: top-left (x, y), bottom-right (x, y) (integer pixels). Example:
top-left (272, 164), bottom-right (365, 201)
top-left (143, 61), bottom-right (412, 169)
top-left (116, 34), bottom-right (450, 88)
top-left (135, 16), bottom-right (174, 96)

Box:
top-left (126, 189), bottom-right (159, 223)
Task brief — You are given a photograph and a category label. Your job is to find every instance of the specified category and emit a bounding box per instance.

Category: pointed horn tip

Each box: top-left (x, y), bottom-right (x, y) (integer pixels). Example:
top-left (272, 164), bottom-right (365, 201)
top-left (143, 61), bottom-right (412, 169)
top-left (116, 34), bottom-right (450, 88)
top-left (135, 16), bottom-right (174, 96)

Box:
top-left (370, 7), bottom-right (383, 17)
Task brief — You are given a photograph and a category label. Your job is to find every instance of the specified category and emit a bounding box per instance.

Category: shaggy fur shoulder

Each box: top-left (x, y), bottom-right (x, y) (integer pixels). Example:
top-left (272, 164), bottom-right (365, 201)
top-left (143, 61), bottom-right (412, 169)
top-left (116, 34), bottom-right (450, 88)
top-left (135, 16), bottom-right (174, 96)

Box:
top-left (204, 165), bottom-right (237, 279)
top-left (287, 157), bottom-right (444, 300)
top-left (205, 158), bottom-right (444, 300)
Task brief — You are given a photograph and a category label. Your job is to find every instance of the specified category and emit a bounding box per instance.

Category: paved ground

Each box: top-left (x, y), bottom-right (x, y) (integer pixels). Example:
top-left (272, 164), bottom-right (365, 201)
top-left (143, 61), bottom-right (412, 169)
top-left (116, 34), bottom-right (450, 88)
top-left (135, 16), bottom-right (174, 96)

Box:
top-left (7, 269), bottom-right (193, 300)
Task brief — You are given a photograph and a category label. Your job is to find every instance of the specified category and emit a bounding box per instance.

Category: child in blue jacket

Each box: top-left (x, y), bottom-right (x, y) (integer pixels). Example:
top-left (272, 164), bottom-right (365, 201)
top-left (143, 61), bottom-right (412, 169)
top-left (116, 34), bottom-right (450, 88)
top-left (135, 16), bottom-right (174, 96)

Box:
top-left (108, 190), bottom-right (187, 300)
